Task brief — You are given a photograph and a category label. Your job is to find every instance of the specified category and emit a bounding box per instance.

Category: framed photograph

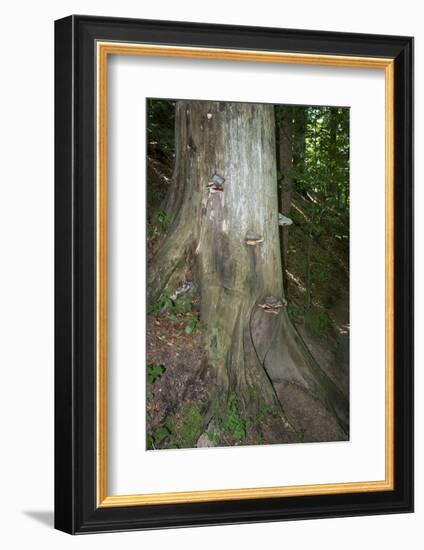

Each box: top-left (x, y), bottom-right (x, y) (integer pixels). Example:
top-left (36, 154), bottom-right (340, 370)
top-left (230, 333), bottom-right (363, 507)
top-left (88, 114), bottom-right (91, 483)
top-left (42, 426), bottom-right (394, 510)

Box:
top-left (54, 15), bottom-right (413, 534)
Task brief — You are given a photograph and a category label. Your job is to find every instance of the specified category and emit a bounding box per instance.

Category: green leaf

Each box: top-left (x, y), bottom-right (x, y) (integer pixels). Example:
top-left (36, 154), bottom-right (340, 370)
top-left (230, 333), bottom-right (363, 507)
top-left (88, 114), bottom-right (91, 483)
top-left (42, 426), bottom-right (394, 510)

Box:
top-left (147, 363), bottom-right (165, 384)
top-left (185, 315), bottom-right (197, 334)
top-left (185, 323), bottom-right (195, 334)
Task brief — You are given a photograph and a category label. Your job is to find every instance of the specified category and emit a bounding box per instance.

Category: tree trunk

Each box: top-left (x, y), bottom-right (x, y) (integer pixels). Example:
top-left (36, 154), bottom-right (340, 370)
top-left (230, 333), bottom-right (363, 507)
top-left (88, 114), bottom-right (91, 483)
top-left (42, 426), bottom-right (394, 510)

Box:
top-left (161, 102), bottom-right (187, 219)
top-left (293, 107), bottom-right (306, 179)
top-left (278, 112), bottom-right (294, 290)
top-left (148, 100), bottom-right (348, 433)
top-left (328, 108), bottom-right (338, 197)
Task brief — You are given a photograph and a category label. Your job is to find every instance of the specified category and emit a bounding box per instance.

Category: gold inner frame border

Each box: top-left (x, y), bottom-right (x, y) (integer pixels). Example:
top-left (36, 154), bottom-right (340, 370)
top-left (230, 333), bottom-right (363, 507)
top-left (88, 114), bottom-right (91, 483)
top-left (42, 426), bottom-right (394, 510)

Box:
top-left (96, 42), bottom-right (394, 508)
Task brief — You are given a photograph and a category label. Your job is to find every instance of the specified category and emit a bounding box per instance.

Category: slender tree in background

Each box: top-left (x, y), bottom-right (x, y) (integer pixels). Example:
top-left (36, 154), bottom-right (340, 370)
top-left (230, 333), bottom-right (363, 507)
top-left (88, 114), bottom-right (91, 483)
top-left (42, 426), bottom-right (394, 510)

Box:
top-left (284, 106), bottom-right (349, 313)
top-left (276, 107), bottom-right (294, 289)
top-left (147, 100), bottom-right (348, 433)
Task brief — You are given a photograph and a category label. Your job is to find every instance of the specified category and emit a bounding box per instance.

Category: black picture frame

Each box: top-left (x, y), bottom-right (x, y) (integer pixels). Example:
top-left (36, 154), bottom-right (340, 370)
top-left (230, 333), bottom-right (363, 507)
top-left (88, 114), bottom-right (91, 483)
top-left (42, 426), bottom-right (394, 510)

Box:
top-left (55, 14), bottom-right (414, 534)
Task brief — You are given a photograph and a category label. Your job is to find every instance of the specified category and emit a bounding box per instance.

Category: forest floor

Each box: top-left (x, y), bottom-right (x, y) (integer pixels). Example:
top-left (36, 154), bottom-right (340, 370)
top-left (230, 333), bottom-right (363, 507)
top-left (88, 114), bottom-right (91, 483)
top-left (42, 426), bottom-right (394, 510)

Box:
top-left (146, 154), bottom-right (349, 450)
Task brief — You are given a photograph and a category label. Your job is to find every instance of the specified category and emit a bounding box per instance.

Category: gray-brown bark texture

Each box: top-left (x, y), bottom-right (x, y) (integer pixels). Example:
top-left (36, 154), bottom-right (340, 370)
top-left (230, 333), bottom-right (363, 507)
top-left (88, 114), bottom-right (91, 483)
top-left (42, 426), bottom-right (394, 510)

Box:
top-left (148, 100), bottom-right (348, 435)
top-left (278, 114), bottom-right (294, 288)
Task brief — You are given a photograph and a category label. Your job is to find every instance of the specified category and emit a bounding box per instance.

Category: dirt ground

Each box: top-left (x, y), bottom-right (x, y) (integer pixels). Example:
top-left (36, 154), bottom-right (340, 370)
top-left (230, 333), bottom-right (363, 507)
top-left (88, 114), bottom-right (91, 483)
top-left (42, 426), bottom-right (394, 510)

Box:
top-left (146, 303), bottom-right (348, 448)
top-left (146, 314), bottom-right (208, 431)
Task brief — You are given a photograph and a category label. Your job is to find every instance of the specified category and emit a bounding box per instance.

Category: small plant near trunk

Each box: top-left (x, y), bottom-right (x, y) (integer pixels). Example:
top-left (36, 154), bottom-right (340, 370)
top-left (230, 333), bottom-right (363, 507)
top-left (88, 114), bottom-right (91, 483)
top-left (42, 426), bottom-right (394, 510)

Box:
top-left (218, 393), bottom-right (246, 442)
top-left (147, 210), bottom-right (171, 238)
top-left (185, 314), bottom-right (198, 334)
top-left (147, 290), bottom-right (173, 316)
top-left (147, 363), bottom-right (165, 384)
top-left (148, 289), bottom-right (199, 336)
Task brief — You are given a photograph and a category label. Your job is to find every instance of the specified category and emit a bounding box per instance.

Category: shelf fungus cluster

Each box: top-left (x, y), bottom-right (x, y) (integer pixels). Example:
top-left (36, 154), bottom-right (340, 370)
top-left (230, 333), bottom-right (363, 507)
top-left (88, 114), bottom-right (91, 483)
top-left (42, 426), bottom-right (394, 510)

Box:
top-left (206, 173), bottom-right (225, 194)
top-left (258, 296), bottom-right (287, 314)
top-left (278, 213), bottom-right (293, 226)
top-left (245, 231), bottom-right (264, 246)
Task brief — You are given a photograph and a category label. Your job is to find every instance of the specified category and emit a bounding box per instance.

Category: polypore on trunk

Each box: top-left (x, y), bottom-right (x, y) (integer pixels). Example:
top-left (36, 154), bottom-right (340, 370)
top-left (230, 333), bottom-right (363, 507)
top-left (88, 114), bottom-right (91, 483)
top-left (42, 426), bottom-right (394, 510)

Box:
top-left (258, 295), bottom-right (286, 314)
top-left (278, 213), bottom-right (293, 226)
top-left (207, 173), bottom-right (225, 193)
top-left (245, 231), bottom-right (264, 245)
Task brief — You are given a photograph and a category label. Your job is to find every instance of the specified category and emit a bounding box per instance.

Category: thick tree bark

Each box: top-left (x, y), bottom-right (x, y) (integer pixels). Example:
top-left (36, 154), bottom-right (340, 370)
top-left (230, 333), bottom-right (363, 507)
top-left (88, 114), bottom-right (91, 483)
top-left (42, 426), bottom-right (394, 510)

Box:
top-left (148, 100), bottom-right (348, 433)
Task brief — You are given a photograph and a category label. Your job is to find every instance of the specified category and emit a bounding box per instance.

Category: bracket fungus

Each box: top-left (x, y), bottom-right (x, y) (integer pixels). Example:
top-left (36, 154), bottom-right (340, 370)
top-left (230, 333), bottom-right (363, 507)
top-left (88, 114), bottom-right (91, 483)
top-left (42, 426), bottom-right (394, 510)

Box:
top-left (257, 296), bottom-right (287, 314)
top-left (206, 173), bottom-right (225, 193)
top-left (245, 231), bottom-right (264, 246)
top-left (278, 213), bottom-right (293, 226)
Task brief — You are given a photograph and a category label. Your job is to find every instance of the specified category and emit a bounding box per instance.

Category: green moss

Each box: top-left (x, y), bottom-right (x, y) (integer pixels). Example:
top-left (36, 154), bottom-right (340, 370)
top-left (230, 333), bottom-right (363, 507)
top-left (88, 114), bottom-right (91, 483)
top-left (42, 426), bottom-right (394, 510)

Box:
top-left (148, 404), bottom-right (203, 450)
top-left (177, 404), bottom-right (203, 448)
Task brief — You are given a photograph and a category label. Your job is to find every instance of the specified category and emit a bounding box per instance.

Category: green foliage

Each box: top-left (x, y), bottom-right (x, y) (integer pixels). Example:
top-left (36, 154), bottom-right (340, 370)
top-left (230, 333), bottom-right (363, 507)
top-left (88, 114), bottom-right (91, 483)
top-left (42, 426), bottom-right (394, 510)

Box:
top-left (147, 363), bottom-right (165, 384)
top-left (302, 106), bottom-right (349, 208)
top-left (147, 290), bottom-right (172, 316)
top-left (147, 405), bottom-right (203, 450)
top-left (147, 415), bottom-right (181, 450)
top-left (147, 99), bottom-right (176, 157)
top-left (148, 291), bottom-right (171, 315)
top-left (206, 428), bottom-right (220, 445)
top-left (178, 404), bottom-right (203, 447)
top-left (287, 304), bottom-right (304, 324)
top-left (148, 290), bottom-right (193, 317)
top-left (147, 210), bottom-right (171, 239)
top-left (304, 308), bottom-right (332, 338)
top-left (275, 104), bottom-right (349, 211)
top-left (197, 394), bottom-right (248, 447)
top-left (174, 297), bottom-right (192, 315)
top-left (312, 261), bottom-right (329, 284)
top-left (147, 423), bottom-right (171, 449)
top-left (147, 396), bottom-right (248, 450)
top-left (185, 314), bottom-right (198, 334)
top-left (287, 305), bottom-right (332, 339)
top-left (276, 104), bottom-right (349, 330)
top-left (221, 393), bottom-right (246, 442)
top-left (277, 168), bottom-right (305, 183)
top-left (257, 403), bottom-right (274, 422)
top-left (153, 425), bottom-right (170, 443)
top-left (148, 290), bottom-right (199, 335)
